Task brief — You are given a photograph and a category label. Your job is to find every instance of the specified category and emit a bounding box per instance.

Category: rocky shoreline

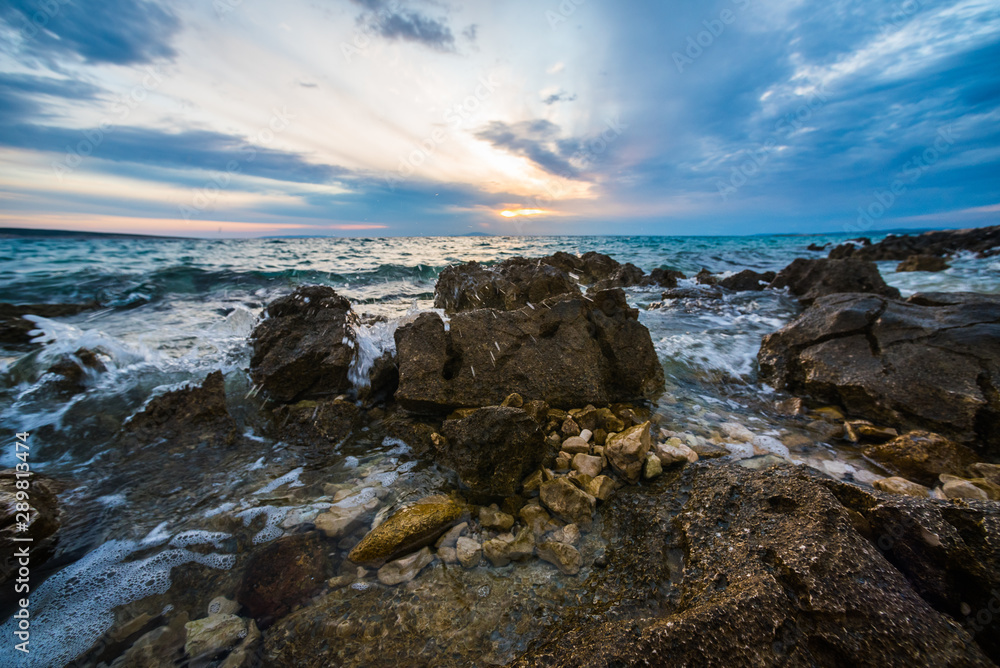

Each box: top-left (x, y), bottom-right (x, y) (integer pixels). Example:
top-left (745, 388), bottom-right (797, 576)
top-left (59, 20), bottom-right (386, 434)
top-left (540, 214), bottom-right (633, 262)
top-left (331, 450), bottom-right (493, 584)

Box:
top-left (2, 227), bottom-right (999, 666)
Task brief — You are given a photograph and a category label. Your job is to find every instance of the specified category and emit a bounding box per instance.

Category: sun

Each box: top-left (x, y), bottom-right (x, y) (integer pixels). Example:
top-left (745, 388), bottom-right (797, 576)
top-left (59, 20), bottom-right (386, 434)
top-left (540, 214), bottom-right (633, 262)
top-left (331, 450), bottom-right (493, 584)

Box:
top-left (499, 208), bottom-right (548, 218)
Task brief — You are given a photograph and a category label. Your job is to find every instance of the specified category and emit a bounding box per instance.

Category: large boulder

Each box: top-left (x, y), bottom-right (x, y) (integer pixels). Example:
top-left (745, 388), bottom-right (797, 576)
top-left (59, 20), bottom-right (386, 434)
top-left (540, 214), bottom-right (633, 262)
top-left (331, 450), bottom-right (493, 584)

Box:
top-left (863, 430), bottom-right (979, 486)
top-left (514, 463), bottom-right (998, 666)
top-left (438, 405), bottom-right (548, 496)
top-left (719, 269), bottom-right (776, 291)
top-left (897, 254), bottom-right (950, 272)
top-left (759, 292), bottom-right (1000, 457)
top-left (830, 225), bottom-right (1000, 261)
top-left (434, 259), bottom-right (580, 313)
top-left (394, 289), bottom-right (664, 412)
top-left (769, 258), bottom-right (900, 305)
top-left (237, 531), bottom-right (331, 626)
top-left (249, 286), bottom-right (357, 403)
top-left (348, 500), bottom-right (465, 568)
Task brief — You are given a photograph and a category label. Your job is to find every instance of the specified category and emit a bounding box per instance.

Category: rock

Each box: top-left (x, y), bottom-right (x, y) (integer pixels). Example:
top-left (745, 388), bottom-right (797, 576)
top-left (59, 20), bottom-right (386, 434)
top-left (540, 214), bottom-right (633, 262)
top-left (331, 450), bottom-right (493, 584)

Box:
top-left (844, 420), bottom-right (898, 443)
top-left (571, 453), bottom-right (603, 477)
top-left (208, 596), bottom-right (240, 616)
top-left (689, 442), bottom-right (729, 459)
top-left (184, 614), bottom-right (249, 663)
top-left (237, 532), bottom-right (329, 625)
top-left (434, 521), bottom-right (467, 548)
top-left (561, 436), bottom-right (590, 454)
top-left (872, 476), bottom-right (931, 497)
top-left (604, 422), bottom-right (651, 483)
top-left (720, 422), bottom-right (754, 442)
top-left (694, 268), bottom-right (718, 285)
top-left (377, 547), bottom-right (435, 585)
top-left (758, 292), bottom-right (1000, 457)
top-left (643, 453), bottom-right (662, 479)
top-left (505, 526), bottom-right (536, 561)
top-left (897, 254), bottom-right (951, 272)
top-left (1, 470), bottom-right (61, 585)
top-left (110, 624), bottom-right (186, 668)
top-left (539, 478), bottom-right (596, 527)
top-left (653, 441), bottom-right (698, 465)
top-left (249, 286), bottom-right (358, 403)
top-left (46, 347), bottom-right (107, 394)
top-left (719, 269), bottom-right (776, 291)
top-left (455, 536), bottom-right (482, 568)
top-left (522, 469), bottom-right (544, 493)
top-left (768, 257), bottom-right (900, 305)
top-left (971, 462), bottom-right (1000, 487)
top-left (807, 242), bottom-right (829, 252)
top-left (348, 500), bottom-right (465, 568)
top-left (585, 475), bottom-right (616, 501)
top-left (394, 289), bottom-right (664, 412)
top-left (119, 370), bottom-right (239, 450)
top-left (940, 475), bottom-right (990, 501)
top-left (554, 452), bottom-right (571, 471)
top-left (514, 462), bottom-right (999, 666)
top-left (438, 406), bottom-right (546, 496)
top-left (537, 541), bottom-right (583, 575)
top-left (648, 268), bottom-right (686, 288)
top-left (433, 258), bottom-right (581, 313)
top-left (0, 301), bottom-right (100, 348)
top-left (578, 428), bottom-right (593, 442)
top-left (314, 498), bottom-right (381, 538)
top-left (560, 417), bottom-right (581, 438)
top-left (501, 392), bottom-right (524, 408)
top-left (437, 545), bottom-right (458, 564)
top-left (271, 399), bottom-right (360, 446)
top-left (479, 505), bottom-right (515, 531)
top-left (592, 428), bottom-right (608, 445)
top-left (519, 502), bottom-right (551, 535)
top-left (862, 431), bottom-right (978, 486)
top-left (829, 225), bottom-right (1000, 261)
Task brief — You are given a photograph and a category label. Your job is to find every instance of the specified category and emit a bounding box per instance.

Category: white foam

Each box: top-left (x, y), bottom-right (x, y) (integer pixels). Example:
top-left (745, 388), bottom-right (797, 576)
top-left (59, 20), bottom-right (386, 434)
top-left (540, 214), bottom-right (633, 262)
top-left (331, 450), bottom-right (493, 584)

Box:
top-left (253, 467), bottom-right (304, 495)
top-left (348, 319), bottom-right (398, 388)
top-left (247, 456), bottom-right (266, 471)
top-left (141, 521), bottom-right (172, 546)
top-left (0, 539), bottom-right (233, 668)
top-left (381, 436), bottom-right (411, 455)
top-left (236, 506), bottom-right (288, 544)
top-left (203, 501), bottom-right (237, 518)
top-left (169, 530), bottom-right (231, 549)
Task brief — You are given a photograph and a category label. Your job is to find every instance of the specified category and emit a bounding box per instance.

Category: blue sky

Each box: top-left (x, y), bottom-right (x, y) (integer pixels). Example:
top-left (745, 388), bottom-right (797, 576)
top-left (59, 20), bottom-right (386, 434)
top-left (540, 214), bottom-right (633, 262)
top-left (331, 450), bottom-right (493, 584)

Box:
top-left (0, 0), bottom-right (997, 237)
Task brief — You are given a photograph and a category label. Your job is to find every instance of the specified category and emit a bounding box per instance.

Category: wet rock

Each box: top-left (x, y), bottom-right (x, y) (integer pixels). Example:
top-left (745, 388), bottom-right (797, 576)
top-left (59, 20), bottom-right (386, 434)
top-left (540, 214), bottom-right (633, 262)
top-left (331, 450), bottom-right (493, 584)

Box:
top-left (863, 431), bottom-right (978, 486)
top-left (585, 475), bottom-right (617, 501)
top-left (560, 417), bottom-right (581, 438)
top-left (588, 262), bottom-right (648, 291)
top-left (519, 502), bottom-right (552, 535)
top-left (759, 292), bottom-right (1000, 457)
top-left (551, 523), bottom-right (581, 545)
top-left (554, 452), bottom-right (571, 471)
top-left (561, 436), bottom-right (590, 454)
top-left (501, 392), bottom-right (524, 408)
top-left (184, 614), bottom-right (250, 664)
top-left (643, 453), bottom-right (662, 479)
top-left (434, 258), bottom-right (581, 313)
top-left (0, 301), bottom-right (100, 348)
top-left (898, 254), bottom-right (950, 272)
top-left (394, 289), bottom-right (664, 412)
top-left (437, 545), bottom-right (458, 564)
top-left (516, 463), bottom-right (998, 666)
top-left (119, 370), bottom-right (239, 451)
top-left (768, 257), bottom-right (900, 305)
top-left (844, 420), bottom-right (898, 443)
top-left (537, 540), bottom-right (582, 575)
top-left (314, 497), bottom-right (381, 538)
top-left (648, 267), bottom-right (686, 288)
top-left (111, 624), bottom-right (186, 668)
top-left (689, 442), bottom-right (729, 459)
top-left (237, 531), bottom-right (330, 625)
top-left (940, 475), bottom-right (989, 501)
top-left (539, 478), bottom-right (596, 527)
top-left (249, 286), bottom-right (357, 403)
top-left (208, 596), bottom-right (240, 616)
top-left (807, 242), bottom-right (829, 252)
top-left (377, 546), bottom-right (435, 585)
top-left (47, 347), bottom-right (107, 394)
top-left (653, 440), bottom-right (698, 465)
top-left (542, 250), bottom-right (635, 285)
top-left (604, 422), bottom-right (651, 483)
top-left (435, 521), bottom-right (467, 548)
top-left (718, 269), bottom-right (776, 291)
top-left (971, 462), bottom-right (1000, 487)
top-left (483, 527), bottom-right (534, 566)
top-left (455, 536), bottom-right (482, 568)
top-left (348, 500), bottom-right (465, 568)
top-left (0, 469), bottom-right (61, 584)
top-left (479, 505), bottom-right (515, 531)
top-left (438, 406), bottom-right (546, 496)
top-left (571, 453), bottom-right (603, 477)
top-left (872, 476), bottom-right (931, 497)
top-left (829, 225), bottom-right (1000, 261)
top-left (271, 399), bottom-right (361, 446)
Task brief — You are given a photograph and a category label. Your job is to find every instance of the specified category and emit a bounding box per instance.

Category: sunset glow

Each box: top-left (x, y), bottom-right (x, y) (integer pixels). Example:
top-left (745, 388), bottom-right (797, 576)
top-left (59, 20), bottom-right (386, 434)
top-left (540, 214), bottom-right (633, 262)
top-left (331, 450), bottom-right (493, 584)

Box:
top-left (500, 209), bottom-right (549, 218)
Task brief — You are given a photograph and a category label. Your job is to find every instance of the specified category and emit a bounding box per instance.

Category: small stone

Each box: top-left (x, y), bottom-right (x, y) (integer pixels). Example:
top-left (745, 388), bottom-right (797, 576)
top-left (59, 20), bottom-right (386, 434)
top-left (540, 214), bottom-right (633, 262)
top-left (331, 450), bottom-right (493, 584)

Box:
top-left (435, 521), bottom-right (468, 548)
top-left (540, 477), bottom-right (596, 527)
top-left (571, 453), bottom-right (603, 477)
top-left (579, 428), bottom-right (593, 443)
top-left (327, 574), bottom-right (354, 590)
top-left (605, 422), bottom-right (652, 483)
top-left (437, 546), bottom-right (458, 564)
top-left (561, 436), bottom-right (591, 454)
top-left (185, 614), bottom-right (248, 662)
top-left (654, 441), bottom-right (698, 466)
top-left (941, 476), bottom-right (989, 501)
top-left (775, 397), bottom-right (806, 416)
top-left (643, 453), bottom-right (663, 479)
top-left (537, 541), bottom-right (582, 575)
top-left (844, 420), bottom-right (898, 443)
top-left (551, 523), bottom-right (580, 545)
top-left (690, 442), bottom-right (729, 459)
top-left (522, 469), bottom-right (544, 493)
top-left (483, 536), bottom-right (513, 567)
top-left (568, 472), bottom-right (593, 490)
top-left (561, 417), bottom-right (581, 437)
top-left (814, 406), bottom-right (845, 421)
top-left (585, 475), bottom-right (617, 501)
top-left (873, 476), bottom-right (931, 498)
top-left (207, 596), bottom-right (239, 616)
top-left (519, 502), bottom-right (551, 535)
top-left (593, 428), bottom-right (608, 445)
top-left (781, 433), bottom-right (814, 449)
top-left (501, 392), bottom-right (524, 408)
top-left (479, 505), bottom-right (515, 531)
top-left (545, 432), bottom-right (562, 448)
top-left (377, 547), bottom-right (435, 585)
top-left (602, 416), bottom-right (625, 433)
top-left (720, 422), bottom-right (754, 443)
top-left (554, 452), bottom-right (572, 471)
top-left (348, 501), bottom-right (465, 568)
top-left (506, 526), bottom-right (536, 561)
top-left (314, 499), bottom-right (380, 538)
top-left (456, 536), bottom-right (482, 568)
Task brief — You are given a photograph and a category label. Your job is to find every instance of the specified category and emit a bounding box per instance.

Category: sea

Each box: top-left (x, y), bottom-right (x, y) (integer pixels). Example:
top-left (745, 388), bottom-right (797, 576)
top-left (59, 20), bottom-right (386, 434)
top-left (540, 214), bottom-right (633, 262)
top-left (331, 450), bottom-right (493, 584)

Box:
top-left (1, 232), bottom-right (998, 666)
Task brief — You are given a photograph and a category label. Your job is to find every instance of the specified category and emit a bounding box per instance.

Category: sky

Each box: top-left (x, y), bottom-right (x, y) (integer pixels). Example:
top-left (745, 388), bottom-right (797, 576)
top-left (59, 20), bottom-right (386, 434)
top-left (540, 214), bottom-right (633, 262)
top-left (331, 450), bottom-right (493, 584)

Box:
top-left (0, 0), bottom-right (998, 238)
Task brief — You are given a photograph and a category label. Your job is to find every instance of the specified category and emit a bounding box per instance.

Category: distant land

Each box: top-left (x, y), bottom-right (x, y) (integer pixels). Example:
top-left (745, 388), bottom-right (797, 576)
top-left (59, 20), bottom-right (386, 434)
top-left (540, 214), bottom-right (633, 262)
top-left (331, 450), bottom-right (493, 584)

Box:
top-left (0, 227), bottom-right (189, 240)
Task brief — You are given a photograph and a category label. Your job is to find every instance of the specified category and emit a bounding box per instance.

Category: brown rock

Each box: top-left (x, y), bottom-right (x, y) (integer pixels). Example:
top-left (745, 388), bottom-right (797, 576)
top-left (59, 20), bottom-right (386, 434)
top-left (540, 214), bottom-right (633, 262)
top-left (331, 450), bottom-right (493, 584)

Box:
top-left (348, 501), bottom-right (465, 568)
top-left (768, 257), bottom-right (900, 305)
top-left (605, 422), bottom-right (652, 483)
top-left (539, 478), bottom-right (596, 527)
top-left (863, 431), bottom-right (977, 486)
top-left (537, 541), bottom-right (582, 575)
top-left (237, 532), bottom-right (330, 625)
top-left (897, 254), bottom-right (950, 272)
top-left (872, 476), bottom-right (931, 497)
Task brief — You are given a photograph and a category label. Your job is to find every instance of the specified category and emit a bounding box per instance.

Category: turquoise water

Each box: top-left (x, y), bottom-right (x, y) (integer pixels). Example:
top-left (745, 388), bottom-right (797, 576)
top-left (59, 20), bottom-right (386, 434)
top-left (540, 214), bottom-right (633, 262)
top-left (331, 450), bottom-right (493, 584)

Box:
top-left (1, 232), bottom-right (998, 666)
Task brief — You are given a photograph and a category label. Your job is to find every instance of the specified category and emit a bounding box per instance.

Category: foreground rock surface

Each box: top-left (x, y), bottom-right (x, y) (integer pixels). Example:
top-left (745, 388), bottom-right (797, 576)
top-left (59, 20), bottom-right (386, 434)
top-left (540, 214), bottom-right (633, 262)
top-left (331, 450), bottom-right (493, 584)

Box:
top-left (395, 289), bottom-right (664, 411)
top-left (759, 292), bottom-right (1000, 457)
top-left (515, 463), bottom-right (998, 666)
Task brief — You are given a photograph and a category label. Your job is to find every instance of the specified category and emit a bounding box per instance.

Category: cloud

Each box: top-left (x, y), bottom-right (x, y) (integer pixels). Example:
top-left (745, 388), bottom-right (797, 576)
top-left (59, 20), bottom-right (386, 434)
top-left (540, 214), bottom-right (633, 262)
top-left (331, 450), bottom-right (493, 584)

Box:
top-left (475, 119), bottom-right (580, 177)
top-left (541, 90), bottom-right (577, 105)
top-left (350, 0), bottom-right (455, 51)
top-left (0, 0), bottom-right (181, 65)
top-left (0, 72), bottom-right (103, 118)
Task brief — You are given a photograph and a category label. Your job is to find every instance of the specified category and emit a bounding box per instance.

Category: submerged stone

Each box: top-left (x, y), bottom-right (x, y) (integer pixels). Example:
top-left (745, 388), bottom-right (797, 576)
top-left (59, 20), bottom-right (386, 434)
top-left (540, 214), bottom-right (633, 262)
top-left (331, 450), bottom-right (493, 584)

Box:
top-left (348, 501), bottom-right (465, 568)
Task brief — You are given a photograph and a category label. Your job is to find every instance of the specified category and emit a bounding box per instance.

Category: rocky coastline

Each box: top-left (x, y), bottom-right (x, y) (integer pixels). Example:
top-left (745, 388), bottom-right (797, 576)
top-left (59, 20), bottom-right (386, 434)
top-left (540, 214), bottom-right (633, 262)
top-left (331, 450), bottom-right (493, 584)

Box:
top-left (2, 226), bottom-right (999, 666)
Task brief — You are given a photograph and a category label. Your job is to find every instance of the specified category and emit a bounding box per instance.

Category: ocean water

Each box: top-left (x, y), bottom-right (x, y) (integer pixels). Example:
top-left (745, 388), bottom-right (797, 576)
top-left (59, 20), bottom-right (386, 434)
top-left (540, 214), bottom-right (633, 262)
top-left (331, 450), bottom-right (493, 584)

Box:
top-left (1, 233), bottom-right (998, 666)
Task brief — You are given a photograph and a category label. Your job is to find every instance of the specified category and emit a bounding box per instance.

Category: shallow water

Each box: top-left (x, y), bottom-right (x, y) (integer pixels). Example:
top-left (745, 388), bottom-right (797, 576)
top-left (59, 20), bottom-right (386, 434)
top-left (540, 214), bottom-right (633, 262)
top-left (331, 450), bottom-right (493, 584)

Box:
top-left (1, 233), bottom-right (997, 665)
